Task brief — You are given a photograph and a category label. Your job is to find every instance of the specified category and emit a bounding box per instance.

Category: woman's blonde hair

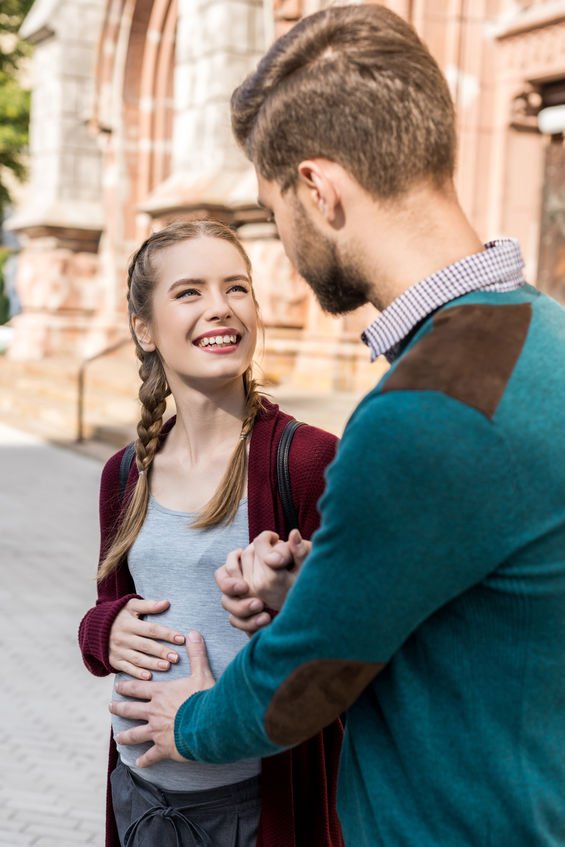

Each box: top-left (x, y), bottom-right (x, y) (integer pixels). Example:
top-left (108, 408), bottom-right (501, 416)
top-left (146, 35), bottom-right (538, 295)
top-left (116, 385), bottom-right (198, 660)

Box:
top-left (97, 220), bottom-right (263, 581)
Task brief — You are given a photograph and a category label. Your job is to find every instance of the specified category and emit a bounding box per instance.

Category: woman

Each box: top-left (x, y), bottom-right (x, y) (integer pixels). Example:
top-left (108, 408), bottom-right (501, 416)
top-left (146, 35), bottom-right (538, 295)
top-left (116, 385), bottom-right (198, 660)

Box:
top-left (78, 220), bottom-right (343, 847)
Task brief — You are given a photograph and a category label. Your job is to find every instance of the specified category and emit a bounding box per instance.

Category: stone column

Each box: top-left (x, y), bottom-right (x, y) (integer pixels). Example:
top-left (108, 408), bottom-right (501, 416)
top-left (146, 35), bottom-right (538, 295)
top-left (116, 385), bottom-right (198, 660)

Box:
top-left (7, 0), bottom-right (106, 360)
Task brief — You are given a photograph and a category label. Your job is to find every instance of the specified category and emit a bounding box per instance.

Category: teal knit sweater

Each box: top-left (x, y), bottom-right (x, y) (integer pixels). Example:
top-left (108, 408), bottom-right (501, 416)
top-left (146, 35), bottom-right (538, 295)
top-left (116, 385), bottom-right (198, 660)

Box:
top-left (175, 285), bottom-right (565, 846)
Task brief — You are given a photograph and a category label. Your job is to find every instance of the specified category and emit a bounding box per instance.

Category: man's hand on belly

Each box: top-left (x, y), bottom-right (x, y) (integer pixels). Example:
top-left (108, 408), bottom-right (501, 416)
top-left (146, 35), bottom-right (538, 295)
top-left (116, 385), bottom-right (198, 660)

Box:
top-left (109, 630), bottom-right (215, 767)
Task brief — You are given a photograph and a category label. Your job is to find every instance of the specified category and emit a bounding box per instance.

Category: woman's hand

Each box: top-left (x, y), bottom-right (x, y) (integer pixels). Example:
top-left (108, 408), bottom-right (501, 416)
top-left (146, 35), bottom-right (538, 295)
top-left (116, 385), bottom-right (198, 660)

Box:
top-left (109, 598), bottom-right (186, 680)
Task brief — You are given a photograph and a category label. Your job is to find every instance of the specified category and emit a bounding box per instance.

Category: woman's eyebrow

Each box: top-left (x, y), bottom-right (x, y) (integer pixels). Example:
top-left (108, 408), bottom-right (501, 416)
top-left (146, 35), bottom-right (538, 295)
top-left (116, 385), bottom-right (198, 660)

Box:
top-left (168, 277), bottom-right (205, 292)
top-left (168, 274), bottom-right (250, 292)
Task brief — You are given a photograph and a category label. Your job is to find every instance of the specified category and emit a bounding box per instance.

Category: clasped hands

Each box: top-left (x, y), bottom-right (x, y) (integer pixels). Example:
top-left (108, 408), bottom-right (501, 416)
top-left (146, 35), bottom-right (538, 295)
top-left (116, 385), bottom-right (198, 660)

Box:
top-left (216, 528), bottom-right (311, 633)
top-left (109, 529), bottom-right (311, 766)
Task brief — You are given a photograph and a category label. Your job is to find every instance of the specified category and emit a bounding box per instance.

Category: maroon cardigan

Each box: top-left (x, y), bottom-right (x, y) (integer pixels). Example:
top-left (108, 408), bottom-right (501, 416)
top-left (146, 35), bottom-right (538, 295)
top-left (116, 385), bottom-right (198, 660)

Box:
top-left (78, 399), bottom-right (344, 847)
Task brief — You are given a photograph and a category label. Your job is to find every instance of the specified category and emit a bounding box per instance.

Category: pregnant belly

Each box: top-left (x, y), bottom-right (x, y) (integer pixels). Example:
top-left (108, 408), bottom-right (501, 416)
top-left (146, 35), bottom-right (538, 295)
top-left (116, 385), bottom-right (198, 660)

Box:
top-left (110, 608), bottom-right (259, 788)
top-left (110, 640), bottom-right (260, 790)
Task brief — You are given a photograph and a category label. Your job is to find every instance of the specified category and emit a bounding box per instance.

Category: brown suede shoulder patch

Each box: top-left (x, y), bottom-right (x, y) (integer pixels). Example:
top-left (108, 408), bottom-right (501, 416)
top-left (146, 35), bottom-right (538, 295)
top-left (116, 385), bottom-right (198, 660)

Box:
top-left (264, 659), bottom-right (383, 747)
top-left (381, 303), bottom-right (532, 419)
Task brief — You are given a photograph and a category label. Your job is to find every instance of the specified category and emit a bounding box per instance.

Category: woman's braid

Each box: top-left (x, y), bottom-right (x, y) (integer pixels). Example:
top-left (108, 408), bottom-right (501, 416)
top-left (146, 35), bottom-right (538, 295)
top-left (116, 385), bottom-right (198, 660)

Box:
top-left (135, 352), bottom-right (170, 475)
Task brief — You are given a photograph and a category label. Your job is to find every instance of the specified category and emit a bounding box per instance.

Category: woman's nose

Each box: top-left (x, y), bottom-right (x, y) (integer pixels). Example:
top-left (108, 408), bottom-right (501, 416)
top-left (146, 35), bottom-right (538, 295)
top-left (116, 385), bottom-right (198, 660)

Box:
top-left (204, 294), bottom-right (232, 321)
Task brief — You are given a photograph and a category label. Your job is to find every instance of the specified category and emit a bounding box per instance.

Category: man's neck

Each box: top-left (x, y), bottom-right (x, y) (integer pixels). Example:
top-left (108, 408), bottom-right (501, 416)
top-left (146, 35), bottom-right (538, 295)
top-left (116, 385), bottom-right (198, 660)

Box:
top-left (349, 180), bottom-right (484, 312)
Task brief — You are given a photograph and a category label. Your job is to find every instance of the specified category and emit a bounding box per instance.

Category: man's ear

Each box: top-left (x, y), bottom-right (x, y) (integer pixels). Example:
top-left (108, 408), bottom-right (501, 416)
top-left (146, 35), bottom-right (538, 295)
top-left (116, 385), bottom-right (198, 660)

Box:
top-left (131, 315), bottom-right (156, 352)
top-left (297, 159), bottom-right (341, 225)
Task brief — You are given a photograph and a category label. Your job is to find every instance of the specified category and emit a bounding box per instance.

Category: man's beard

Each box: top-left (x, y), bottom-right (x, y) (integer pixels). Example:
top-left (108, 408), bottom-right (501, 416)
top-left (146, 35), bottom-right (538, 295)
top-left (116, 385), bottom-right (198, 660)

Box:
top-left (292, 203), bottom-right (372, 315)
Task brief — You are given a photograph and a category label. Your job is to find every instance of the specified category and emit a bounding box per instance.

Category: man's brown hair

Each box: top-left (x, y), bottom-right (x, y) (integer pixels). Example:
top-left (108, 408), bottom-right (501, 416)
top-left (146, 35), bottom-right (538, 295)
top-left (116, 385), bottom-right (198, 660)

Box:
top-left (231, 4), bottom-right (456, 198)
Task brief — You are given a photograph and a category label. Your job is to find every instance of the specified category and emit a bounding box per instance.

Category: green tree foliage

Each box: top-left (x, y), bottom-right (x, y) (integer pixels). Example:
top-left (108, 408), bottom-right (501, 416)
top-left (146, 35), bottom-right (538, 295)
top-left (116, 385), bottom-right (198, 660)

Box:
top-left (0, 0), bottom-right (33, 324)
top-left (0, 0), bottom-right (34, 214)
top-left (0, 248), bottom-right (10, 325)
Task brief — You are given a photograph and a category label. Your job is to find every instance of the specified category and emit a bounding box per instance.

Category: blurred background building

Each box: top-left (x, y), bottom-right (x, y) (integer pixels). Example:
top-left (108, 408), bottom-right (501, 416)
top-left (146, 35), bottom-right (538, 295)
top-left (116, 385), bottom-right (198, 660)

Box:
top-left (1, 0), bottom-right (565, 441)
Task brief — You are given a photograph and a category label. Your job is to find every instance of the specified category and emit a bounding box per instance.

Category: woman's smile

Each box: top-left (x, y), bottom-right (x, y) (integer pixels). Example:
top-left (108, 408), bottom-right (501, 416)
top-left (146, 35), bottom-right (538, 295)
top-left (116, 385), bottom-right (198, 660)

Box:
top-left (193, 327), bottom-right (242, 354)
top-left (132, 237), bottom-right (259, 384)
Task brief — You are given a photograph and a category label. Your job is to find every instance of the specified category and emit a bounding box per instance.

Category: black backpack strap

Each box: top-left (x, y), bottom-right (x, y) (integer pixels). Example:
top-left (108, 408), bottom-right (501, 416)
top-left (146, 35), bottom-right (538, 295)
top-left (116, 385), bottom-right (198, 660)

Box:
top-left (276, 420), bottom-right (305, 532)
top-left (118, 442), bottom-right (136, 501)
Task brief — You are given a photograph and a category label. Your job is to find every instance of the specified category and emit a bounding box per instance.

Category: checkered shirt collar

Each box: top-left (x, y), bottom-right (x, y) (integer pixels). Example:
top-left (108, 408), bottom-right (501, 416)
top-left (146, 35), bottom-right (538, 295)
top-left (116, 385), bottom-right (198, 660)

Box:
top-left (361, 238), bottom-right (526, 363)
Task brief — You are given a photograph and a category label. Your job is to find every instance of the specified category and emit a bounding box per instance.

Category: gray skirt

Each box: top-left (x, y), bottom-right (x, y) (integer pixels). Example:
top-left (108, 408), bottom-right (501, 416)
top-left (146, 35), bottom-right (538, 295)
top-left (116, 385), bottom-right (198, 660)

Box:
top-left (110, 759), bottom-right (261, 847)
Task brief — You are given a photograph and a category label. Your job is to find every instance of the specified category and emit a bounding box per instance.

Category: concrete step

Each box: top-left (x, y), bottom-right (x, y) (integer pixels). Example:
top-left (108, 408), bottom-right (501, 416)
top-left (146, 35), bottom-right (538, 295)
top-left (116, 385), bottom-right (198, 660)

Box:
top-left (0, 351), bottom-right (142, 444)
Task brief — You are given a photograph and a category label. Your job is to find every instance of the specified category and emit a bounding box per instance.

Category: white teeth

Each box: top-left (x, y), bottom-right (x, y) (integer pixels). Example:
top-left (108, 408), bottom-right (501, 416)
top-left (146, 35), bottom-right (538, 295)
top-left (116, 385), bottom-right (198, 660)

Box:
top-left (198, 334), bottom-right (239, 348)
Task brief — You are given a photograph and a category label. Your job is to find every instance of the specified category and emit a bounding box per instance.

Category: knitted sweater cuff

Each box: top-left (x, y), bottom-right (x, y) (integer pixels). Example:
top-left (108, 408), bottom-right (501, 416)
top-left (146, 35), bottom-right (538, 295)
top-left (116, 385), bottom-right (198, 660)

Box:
top-left (78, 593), bottom-right (141, 676)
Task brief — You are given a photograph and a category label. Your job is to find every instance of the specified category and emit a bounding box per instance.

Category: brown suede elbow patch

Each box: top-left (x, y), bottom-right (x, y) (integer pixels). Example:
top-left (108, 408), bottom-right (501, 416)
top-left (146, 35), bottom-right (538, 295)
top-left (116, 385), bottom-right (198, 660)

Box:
top-left (382, 303), bottom-right (532, 419)
top-left (264, 659), bottom-right (384, 746)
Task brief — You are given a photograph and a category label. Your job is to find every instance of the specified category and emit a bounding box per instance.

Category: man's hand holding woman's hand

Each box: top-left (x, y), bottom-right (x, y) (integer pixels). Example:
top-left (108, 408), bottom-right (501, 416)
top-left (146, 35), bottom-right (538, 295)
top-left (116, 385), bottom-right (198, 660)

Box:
top-left (109, 598), bottom-right (186, 679)
top-left (215, 529), bottom-right (312, 633)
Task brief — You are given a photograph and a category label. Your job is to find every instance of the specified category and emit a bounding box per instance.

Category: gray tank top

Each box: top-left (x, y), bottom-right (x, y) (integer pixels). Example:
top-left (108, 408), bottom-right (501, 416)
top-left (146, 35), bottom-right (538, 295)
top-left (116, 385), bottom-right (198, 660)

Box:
top-left (111, 496), bottom-right (261, 790)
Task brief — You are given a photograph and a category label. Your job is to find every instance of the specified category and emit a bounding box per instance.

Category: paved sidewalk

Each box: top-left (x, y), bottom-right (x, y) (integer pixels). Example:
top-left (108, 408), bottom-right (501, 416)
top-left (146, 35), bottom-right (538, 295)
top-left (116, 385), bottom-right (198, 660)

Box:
top-left (0, 424), bottom-right (111, 846)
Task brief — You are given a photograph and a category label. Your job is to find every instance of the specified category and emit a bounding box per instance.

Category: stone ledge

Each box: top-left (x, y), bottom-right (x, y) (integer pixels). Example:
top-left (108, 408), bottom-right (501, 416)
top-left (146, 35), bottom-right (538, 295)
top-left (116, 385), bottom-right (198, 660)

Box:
top-left (139, 167), bottom-right (263, 221)
top-left (493, 2), bottom-right (565, 39)
top-left (6, 201), bottom-right (104, 249)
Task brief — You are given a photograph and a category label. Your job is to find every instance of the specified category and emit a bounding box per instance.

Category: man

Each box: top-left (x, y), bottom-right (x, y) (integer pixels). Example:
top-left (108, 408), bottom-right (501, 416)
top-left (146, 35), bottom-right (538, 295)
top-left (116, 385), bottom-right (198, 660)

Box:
top-left (111, 5), bottom-right (565, 844)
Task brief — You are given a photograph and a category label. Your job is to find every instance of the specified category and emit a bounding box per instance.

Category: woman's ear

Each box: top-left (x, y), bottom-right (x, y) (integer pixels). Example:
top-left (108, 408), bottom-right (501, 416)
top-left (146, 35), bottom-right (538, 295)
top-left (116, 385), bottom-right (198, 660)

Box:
top-left (131, 315), bottom-right (156, 352)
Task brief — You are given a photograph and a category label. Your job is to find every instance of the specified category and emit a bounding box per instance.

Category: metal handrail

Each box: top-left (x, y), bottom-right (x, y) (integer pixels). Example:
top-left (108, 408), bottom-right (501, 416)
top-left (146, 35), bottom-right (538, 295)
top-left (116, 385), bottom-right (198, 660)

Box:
top-left (76, 335), bottom-right (133, 442)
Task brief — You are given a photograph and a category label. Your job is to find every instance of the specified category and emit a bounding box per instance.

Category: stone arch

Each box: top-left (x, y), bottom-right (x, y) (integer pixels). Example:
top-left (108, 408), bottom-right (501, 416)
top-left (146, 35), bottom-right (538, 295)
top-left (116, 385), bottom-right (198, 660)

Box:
top-left (137, 0), bottom-right (177, 202)
top-left (91, 0), bottom-right (178, 315)
top-left (95, 0), bottom-right (176, 202)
